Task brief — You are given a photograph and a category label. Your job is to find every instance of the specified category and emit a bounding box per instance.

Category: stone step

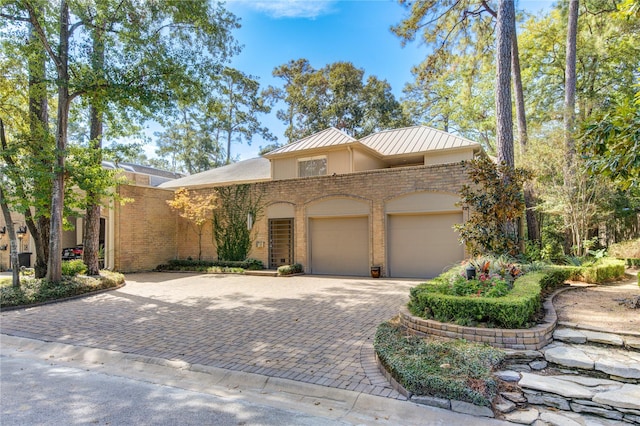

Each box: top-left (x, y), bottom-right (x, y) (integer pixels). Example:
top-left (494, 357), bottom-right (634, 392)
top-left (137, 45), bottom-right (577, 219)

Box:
top-left (516, 372), bottom-right (640, 424)
top-left (554, 326), bottom-right (640, 351)
top-left (542, 342), bottom-right (640, 382)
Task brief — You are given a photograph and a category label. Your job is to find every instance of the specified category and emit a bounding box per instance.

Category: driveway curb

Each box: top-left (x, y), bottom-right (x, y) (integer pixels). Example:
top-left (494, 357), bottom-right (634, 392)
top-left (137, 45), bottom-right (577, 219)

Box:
top-left (0, 334), bottom-right (510, 425)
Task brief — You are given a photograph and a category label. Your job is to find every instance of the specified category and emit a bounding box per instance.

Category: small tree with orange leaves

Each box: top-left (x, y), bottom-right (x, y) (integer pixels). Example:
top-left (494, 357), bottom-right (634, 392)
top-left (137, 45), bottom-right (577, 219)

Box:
top-left (167, 188), bottom-right (217, 261)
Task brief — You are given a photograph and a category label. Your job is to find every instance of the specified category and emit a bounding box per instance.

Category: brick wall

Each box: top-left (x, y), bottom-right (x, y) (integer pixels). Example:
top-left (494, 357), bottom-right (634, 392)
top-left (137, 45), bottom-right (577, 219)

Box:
top-left (156, 162), bottom-right (470, 274)
top-left (115, 185), bottom-right (177, 272)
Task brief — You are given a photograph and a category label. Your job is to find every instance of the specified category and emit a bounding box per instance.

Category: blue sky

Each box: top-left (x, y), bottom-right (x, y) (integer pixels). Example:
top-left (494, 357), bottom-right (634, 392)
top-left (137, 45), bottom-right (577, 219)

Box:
top-left (144, 0), bottom-right (554, 164)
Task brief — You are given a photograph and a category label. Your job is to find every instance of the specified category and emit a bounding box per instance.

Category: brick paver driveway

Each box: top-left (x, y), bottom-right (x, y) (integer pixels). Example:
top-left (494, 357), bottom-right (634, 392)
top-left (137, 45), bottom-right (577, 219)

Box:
top-left (1, 273), bottom-right (416, 398)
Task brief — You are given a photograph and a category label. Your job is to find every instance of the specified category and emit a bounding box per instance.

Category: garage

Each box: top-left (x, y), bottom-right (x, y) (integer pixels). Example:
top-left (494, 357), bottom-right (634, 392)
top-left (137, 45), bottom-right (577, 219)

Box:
top-left (388, 212), bottom-right (464, 278)
top-left (309, 216), bottom-right (369, 276)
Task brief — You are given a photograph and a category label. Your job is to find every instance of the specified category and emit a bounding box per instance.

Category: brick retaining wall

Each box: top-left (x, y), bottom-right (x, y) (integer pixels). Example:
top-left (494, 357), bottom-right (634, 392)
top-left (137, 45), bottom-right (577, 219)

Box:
top-left (398, 289), bottom-right (566, 350)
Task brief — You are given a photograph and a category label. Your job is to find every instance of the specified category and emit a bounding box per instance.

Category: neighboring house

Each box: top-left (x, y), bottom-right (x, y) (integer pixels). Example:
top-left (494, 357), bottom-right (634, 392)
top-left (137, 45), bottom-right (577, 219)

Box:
top-left (1, 126), bottom-right (482, 278)
top-left (156, 125), bottom-right (482, 278)
top-left (0, 162), bottom-right (182, 272)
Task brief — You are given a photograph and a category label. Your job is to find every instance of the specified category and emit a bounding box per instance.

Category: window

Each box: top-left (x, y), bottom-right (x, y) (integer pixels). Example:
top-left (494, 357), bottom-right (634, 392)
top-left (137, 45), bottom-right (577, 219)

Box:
top-left (298, 156), bottom-right (327, 177)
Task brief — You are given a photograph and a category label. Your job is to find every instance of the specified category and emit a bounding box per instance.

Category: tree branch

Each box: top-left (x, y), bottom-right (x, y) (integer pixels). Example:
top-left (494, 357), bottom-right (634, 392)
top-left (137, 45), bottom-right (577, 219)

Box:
top-left (0, 12), bottom-right (30, 22)
top-left (20, 0), bottom-right (61, 69)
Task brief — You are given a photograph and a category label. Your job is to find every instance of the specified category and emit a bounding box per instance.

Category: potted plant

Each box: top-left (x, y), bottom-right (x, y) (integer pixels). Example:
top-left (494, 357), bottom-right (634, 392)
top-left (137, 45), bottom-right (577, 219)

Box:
top-left (370, 266), bottom-right (381, 278)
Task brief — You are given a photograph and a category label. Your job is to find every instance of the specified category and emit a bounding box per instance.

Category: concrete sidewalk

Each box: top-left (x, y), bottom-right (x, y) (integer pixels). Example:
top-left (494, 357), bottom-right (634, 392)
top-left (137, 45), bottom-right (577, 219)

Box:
top-left (0, 334), bottom-right (510, 425)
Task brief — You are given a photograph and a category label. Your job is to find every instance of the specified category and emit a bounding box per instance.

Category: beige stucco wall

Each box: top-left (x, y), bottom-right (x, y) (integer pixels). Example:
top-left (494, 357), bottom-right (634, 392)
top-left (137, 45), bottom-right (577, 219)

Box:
top-left (352, 148), bottom-right (387, 171)
top-left (424, 149), bottom-right (474, 165)
top-left (271, 157), bottom-right (297, 180)
top-left (271, 149), bottom-right (353, 180)
top-left (326, 150), bottom-right (350, 174)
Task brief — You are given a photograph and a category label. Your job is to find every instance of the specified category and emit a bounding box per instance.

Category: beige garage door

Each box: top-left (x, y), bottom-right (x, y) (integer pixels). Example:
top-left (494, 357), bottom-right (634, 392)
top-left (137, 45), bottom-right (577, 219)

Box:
top-left (309, 217), bottom-right (369, 276)
top-left (388, 213), bottom-right (464, 278)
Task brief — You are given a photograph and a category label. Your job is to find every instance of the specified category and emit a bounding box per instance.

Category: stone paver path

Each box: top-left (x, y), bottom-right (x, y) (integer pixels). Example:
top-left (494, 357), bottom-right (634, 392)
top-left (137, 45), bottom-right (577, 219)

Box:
top-left (1, 273), bottom-right (416, 399)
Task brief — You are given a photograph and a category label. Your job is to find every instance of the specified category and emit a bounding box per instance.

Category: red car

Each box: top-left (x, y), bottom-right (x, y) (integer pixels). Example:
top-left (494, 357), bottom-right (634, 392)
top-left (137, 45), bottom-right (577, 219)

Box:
top-left (62, 245), bottom-right (83, 260)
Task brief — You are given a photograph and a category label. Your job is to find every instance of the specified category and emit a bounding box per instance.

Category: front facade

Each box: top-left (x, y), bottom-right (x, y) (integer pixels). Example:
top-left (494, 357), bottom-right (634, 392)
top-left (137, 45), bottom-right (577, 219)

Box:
top-left (149, 126), bottom-right (481, 278)
top-left (1, 126), bottom-right (481, 278)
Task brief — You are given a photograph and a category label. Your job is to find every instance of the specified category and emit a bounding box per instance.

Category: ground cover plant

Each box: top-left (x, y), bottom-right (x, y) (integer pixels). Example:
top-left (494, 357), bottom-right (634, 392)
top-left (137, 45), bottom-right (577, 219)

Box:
top-left (374, 321), bottom-right (504, 407)
top-left (0, 268), bottom-right (124, 308)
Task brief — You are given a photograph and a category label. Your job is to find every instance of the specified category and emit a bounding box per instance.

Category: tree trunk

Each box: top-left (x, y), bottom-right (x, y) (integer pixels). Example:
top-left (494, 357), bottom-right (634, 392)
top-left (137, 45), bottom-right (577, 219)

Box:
top-left (0, 188), bottom-right (20, 288)
top-left (33, 216), bottom-right (50, 278)
top-left (524, 184), bottom-right (540, 243)
top-left (511, 25), bottom-right (528, 152)
top-left (564, 0), bottom-right (579, 186)
top-left (28, 9), bottom-right (51, 279)
top-left (495, 0), bottom-right (515, 168)
top-left (47, 0), bottom-right (71, 283)
top-left (83, 25), bottom-right (105, 276)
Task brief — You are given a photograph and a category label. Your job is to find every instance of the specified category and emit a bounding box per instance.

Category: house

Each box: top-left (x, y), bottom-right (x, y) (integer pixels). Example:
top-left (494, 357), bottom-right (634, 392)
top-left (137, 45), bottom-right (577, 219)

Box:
top-left (1, 125), bottom-right (481, 278)
top-left (0, 162), bottom-right (182, 272)
top-left (155, 125), bottom-right (482, 278)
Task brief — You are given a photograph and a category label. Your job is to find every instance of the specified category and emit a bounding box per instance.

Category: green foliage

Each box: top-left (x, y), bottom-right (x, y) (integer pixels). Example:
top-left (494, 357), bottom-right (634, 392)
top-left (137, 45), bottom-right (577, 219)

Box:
top-left (159, 258), bottom-right (264, 271)
top-left (454, 157), bottom-right (530, 257)
top-left (277, 263), bottom-right (304, 276)
top-left (212, 184), bottom-right (263, 261)
top-left (374, 322), bottom-right (504, 406)
top-left (580, 258), bottom-right (626, 283)
top-left (538, 268), bottom-right (571, 293)
top-left (408, 270), bottom-right (565, 329)
top-left (264, 59), bottom-right (411, 142)
top-left (0, 272), bottom-right (124, 308)
top-left (61, 260), bottom-right (87, 276)
top-left (549, 258), bottom-right (626, 284)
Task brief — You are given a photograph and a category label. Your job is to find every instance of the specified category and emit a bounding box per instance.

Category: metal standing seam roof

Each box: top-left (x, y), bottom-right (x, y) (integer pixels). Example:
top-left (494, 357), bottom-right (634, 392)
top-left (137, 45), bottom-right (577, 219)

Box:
top-left (359, 126), bottom-right (480, 157)
top-left (264, 127), bottom-right (357, 157)
top-left (158, 157), bottom-right (271, 189)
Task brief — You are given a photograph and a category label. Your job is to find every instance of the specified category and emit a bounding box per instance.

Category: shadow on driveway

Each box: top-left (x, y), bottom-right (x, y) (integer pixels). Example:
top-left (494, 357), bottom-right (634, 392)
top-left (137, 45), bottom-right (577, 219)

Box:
top-left (1, 273), bottom-right (418, 398)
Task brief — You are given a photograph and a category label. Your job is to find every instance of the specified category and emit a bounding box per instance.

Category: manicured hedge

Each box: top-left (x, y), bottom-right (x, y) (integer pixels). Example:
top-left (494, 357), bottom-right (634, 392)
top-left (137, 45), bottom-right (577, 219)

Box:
top-left (408, 270), bottom-right (567, 329)
top-left (277, 263), bottom-right (304, 275)
top-left (553, 258), bottom-right (626, 283)
top-left (158, 258), bottom-right (264, 271)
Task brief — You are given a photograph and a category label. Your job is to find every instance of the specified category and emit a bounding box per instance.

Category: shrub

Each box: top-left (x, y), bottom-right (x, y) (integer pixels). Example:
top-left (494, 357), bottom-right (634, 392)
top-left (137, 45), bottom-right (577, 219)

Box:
top-left (62, 260), bottom-right (87, 276)
top-left (550, 258), bottom-right (626, 284)
top-left (277, 263), bottom-right (304, 275)
top-left (538, 268), bottom-right (571, 293)
top-left (408, 271), bottom-right (558, 329)
top-left (627, 259), bottom-right (640, 268)
top-left (374, 322), bottom-right (504, 406)
top-left (244, 258), bottom-right (265, 270)
top-left (580, 258), bottom-right (625, 283)
top-left (0, 272), bottom-right (125, 308)
top-left (158, 258), bottom-right (264, 271)
top-left (608, 239), bottom-right (640, 259)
